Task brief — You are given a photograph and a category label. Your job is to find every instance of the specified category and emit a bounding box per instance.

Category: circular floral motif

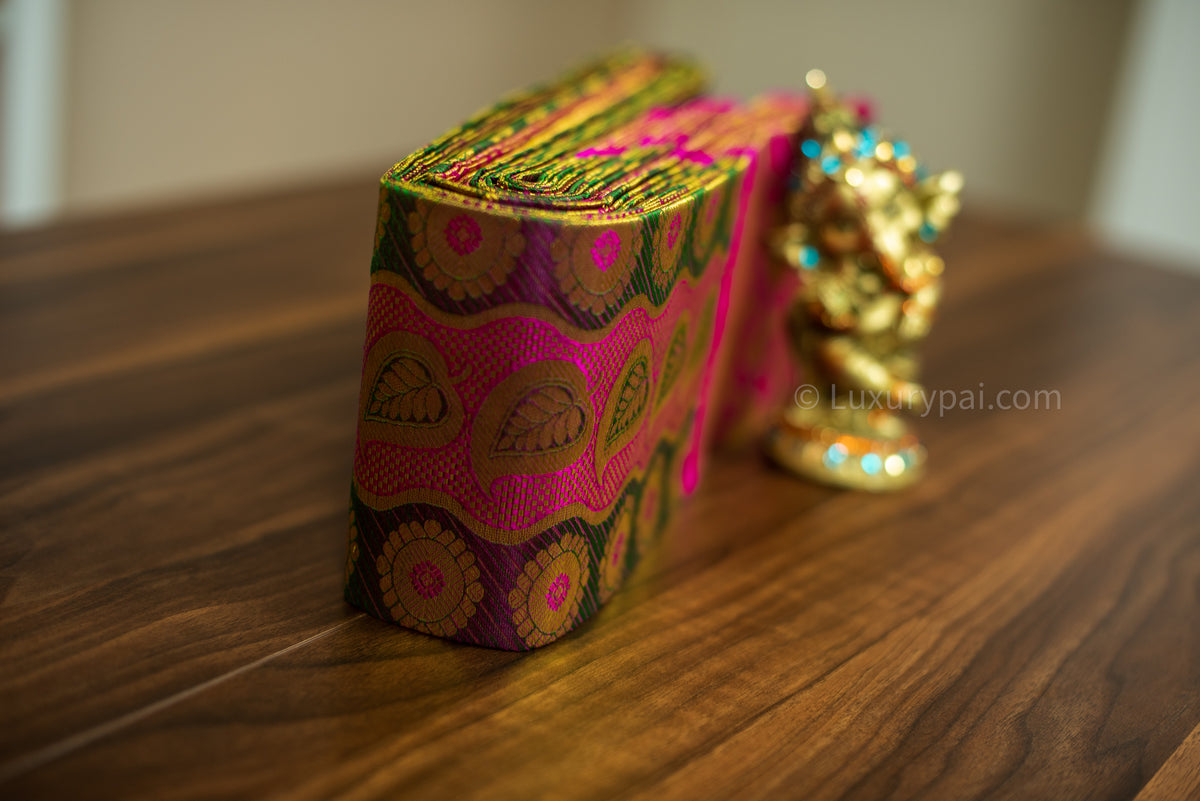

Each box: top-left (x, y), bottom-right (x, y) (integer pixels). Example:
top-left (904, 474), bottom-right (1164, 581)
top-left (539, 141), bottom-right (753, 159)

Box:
top-left (592, 230), bottom-right (622, 271)
top-left (508, 532), bottom-right (591, 648)
top-left (408, 201), bottom-right (524, 300)
top-left (600, 500), bottom-right (635, 602)
top-left (374, 188), bottom-right (392, 252)
top-left (651, 202), bottom-right (694, 291)
top-left (377, 519), bottom-right (484, 637)
top-left (443, 214), bottom-right (482, 255)
top-left (409, 560), bottom-right (445, 597)
top-left (551, 222), bottom-right (642, 314)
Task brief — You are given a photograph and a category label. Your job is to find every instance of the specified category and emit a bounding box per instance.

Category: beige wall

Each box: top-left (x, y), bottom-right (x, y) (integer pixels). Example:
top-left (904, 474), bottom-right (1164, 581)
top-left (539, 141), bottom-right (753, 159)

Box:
top-left (1092, 0), bottom-right (1200, 267)
top-left (63, 0), bottom-right (632, 214)
top-left (633, 0), bottom-right (1133, 219)
top-left (60, 0), bottom-right (1132, 220)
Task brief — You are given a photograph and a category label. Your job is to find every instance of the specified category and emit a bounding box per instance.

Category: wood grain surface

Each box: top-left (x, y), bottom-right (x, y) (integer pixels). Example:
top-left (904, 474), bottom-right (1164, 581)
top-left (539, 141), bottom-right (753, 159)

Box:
top-left (0, 176), bottom-right (1197, 801)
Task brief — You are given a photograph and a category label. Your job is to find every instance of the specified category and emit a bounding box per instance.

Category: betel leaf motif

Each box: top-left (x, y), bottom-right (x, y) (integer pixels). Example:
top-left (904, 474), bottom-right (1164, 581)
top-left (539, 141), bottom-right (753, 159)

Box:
top-left (356, 331), bottom-right (464, 462)
top-left (366, 352), bottom-right (449, 426)
top-left (594, 339), bottom-right (655, 480)
top-left (690, 297), bottom-right (716, 369)
top-left (655, 323), bottom-right (688, 408)
top-left (470, 360), bottom-right (593, 496)
top-left (493, 382), bottom-right (587, 455)
top-left (606, 356), bottom-right (651, 445)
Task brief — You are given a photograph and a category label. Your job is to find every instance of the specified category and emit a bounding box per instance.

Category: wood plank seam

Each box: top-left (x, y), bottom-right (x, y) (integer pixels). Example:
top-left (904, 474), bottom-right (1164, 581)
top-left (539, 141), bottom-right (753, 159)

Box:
top-left (0, 615), bottom-right (366, 785)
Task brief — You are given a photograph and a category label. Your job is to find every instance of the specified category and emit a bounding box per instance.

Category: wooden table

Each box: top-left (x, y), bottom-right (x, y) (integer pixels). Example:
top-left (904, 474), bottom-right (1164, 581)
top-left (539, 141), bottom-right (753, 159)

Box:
top-left (1, 177), bottom-right (1198, 801)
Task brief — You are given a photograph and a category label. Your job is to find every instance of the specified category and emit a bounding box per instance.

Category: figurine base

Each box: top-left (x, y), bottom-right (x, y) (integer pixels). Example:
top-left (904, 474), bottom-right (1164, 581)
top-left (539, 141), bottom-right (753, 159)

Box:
top-left (766, 404), bottom-right (925, 492)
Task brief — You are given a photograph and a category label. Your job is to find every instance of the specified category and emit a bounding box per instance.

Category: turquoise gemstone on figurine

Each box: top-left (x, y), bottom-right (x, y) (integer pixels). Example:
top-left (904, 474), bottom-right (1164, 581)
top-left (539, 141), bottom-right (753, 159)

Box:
top-left (823, 444), bottom-right (848, 468)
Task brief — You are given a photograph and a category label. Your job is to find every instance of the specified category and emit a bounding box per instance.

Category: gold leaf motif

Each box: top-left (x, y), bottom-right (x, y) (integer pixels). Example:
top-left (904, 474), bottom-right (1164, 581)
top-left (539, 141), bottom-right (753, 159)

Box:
top-left (470, 360), bottom-right (594, 496)
top-left (595, 340), bottom-right (655, 479)
top-left (357, 330), bottom-right (464, 453)
top-left (366, 353), bottom-right (449, 426)
top-left (606, 358), bottom-right (650, 444)
top-left (493, 382), bottom-right (587, 455)
top-left (655, 323), bottom-right (688, 408)
top-left (691, 297), bottom-right (716, 369)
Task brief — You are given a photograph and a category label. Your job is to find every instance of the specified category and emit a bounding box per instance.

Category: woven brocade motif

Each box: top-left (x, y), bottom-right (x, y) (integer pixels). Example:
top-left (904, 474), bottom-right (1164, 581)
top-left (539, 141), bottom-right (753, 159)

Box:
top-left (346, 50), bottom-right (805, 649)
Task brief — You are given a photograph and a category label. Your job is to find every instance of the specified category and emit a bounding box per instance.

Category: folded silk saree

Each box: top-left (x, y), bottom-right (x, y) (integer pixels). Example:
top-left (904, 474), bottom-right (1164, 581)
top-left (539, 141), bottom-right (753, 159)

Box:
top-left (345, 50), bottom-right (805, 650)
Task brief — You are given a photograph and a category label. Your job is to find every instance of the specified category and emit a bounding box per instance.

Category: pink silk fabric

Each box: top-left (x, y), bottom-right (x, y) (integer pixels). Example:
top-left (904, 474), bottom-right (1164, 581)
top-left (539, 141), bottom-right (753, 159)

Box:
top-left (346, 81), bottom-right (806, 650)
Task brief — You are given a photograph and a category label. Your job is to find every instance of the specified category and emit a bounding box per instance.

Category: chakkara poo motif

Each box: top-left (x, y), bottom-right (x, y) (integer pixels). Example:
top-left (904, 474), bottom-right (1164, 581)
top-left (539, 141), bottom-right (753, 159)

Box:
top-left (346, 49), bottom-right (807, 649)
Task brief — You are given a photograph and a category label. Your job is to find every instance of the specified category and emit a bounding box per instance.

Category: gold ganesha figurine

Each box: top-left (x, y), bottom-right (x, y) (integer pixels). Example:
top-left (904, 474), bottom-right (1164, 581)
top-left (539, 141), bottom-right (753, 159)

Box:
top-left (766, 70), bottom-right (962, 491)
